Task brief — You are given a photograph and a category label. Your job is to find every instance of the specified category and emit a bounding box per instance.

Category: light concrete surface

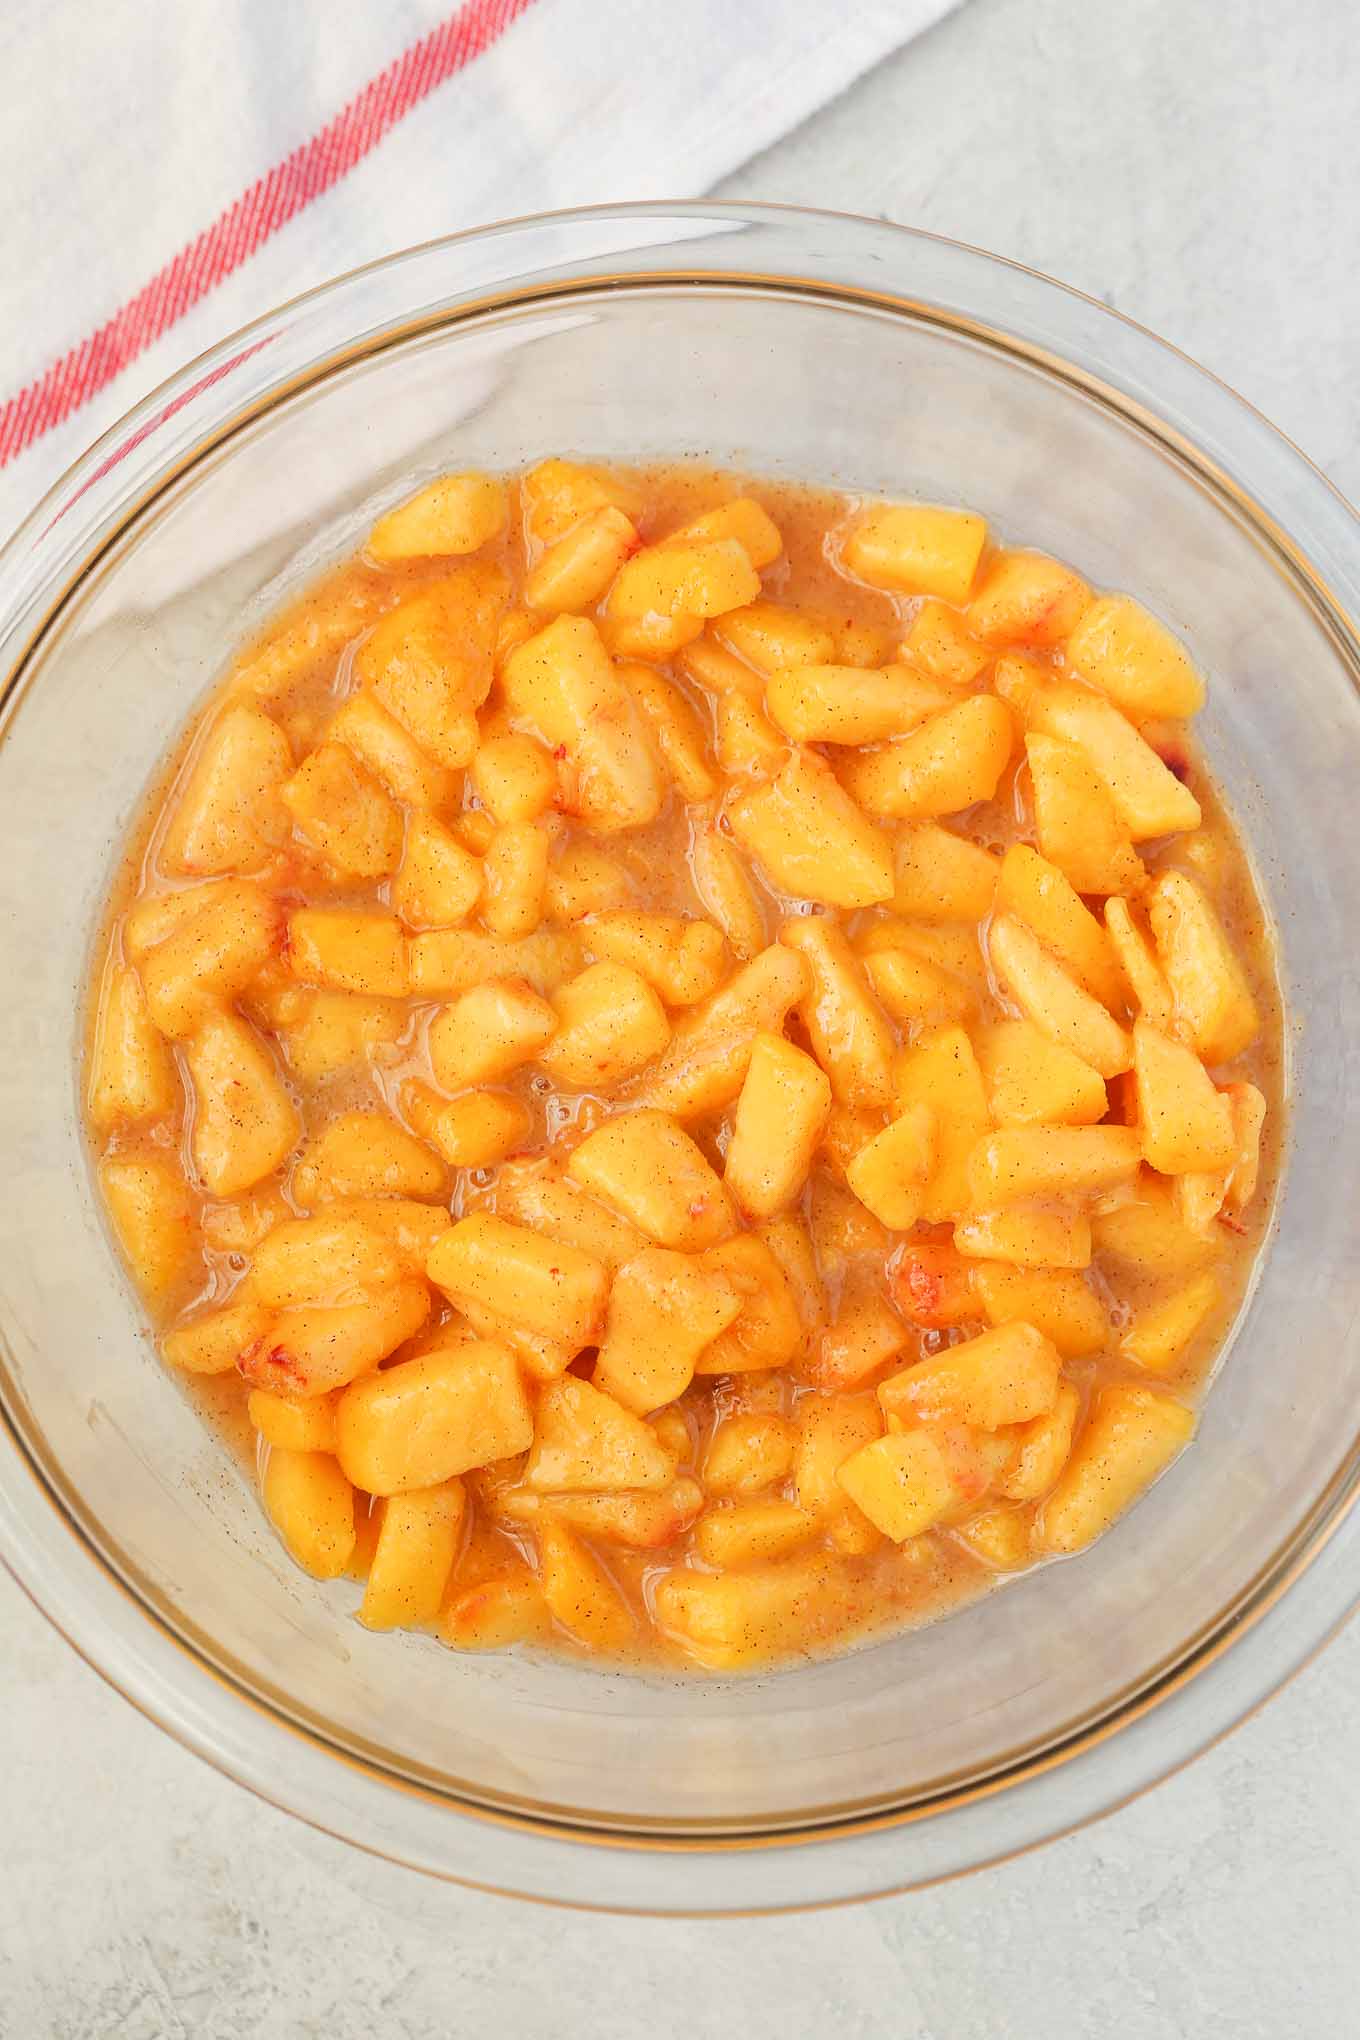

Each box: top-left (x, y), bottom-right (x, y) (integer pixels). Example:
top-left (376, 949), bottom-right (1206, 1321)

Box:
top-left (720, 0), bottom-right (1360, 496)
top-left (5, 0), bottom-right (1359, 2032)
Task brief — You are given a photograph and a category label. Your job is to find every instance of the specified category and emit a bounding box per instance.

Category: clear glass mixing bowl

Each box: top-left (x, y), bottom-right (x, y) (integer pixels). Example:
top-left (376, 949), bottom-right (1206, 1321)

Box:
top-left (1, 204), bottom-right (1358, 1915)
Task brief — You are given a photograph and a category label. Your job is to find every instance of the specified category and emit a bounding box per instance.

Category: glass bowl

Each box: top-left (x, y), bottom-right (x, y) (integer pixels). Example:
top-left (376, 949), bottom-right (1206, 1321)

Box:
top-left (1, 203), bottom-right (1358, 1916)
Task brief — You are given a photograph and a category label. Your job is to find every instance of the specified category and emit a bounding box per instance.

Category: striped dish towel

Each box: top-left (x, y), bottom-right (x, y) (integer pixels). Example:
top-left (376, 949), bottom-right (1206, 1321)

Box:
top-left (0, 0), bottom-right (958, 536)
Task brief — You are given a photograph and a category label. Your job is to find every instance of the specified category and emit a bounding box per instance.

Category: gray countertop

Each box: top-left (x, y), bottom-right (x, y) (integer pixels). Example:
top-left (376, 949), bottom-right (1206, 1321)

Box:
top-left (6, 0), bottom-right (1358, 2031)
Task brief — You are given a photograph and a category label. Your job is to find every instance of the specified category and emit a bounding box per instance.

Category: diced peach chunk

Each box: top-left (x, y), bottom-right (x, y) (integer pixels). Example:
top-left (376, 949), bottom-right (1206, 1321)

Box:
top-left (724, 1032), bottom-right (832, 1219)
top-left (996, 845), bottom-right (1124, 1011)
top-left (264, 1451), bottom-right (355, 1579)
top-left (714, 679), bottom-right (789, 781)
top-left (1133, 1019), bottom-right (1235, 1174)
top-left (836, 1431), bottom-right (960, 1541)
top-left (842, 504), bottom-right (987, 603)
top-left (900, 598), bottom-right (990, 685)
top-left (886, 1237), bottom-right (976, 1329)
top-left (664, 497), bottom-right (783, 568)
top-left (1121, 1270), bottom-right (1222, 1375)
top-left (392, 814), bottom-right (483, 930)
top-left (629, 943), bottom-right (809, 1119)
top-left (863, 943), bottom-right (975, 1030)
top-left (845, 1104), bottom-right (935, 1232)
top-left (441, 1570), bottom-right (549, 1651)
top-left (1066, 594), bottom-right (1205, 720)
top-left (241, 1278), bottom-right (431, 1398)
top-left (989, 915), bottom-right (1132, 1079)
top-left (526, 505), bottom-right (641, 614)
top-left (287, 908), bottom-right (408, 997)
top-left (408, 926), bottom-right (579, 998)
top-left (782, 915), bottom-right (896, 1110)
top-left (322, 1198), bottom-right (453, 1270)
top-left (608, 537), bottom-right (761, 622)
top-left (996, 1382), bottom-right (1082, 1501)
top-left (88, 966), bottom-right (179, 1133)
top-left (1038, 1385), bottom-right (1194, 1553)
top-left (521, 458), bottom-right (642, 546)
top-left (140, 880), bottom-right (282, 1039)
top-left (955, 1506), bottom-right (1035, 1571)
top-left (688, 821), bottom-right (768, 961)
top-left (695, 1499), bottom-right (816, 1568)
top-left (540, 962), bottom-right (670, 1090)
top-left (621, 663), bottom-right (717, 802)
top-left (713, 601), bottom-right (836, 673)
top-left (955, 1205), bottom-right (1092, 1270)
top-left (160, 704), bottom-right (292, 876)
top-left (893, 1025), bottom-right (991, 1224)
top-left (567, 1110), bottom-right (734, 1251)
top-left (730, 750), bottom-right (894, 909)
top-left (281, 743), bottom-right (402, 879)
top-left (501, 615), bottom-right (664, 834)
top-left (1025, 732), bottom-right (1146, 896)
top-left (966, 1125), bottom-right (1140, 1208)
top-left (356, 569), bottom-right (506, 763)
top-left (974, 1019), bottom-right (1107, 1127)
top-left (971, 1265), bottom-right (1108, 1359)
top-left (1028, 682), bottom-right (1201, 841)
top-left (165, 1300), bottom-right (274, 1376)
top-left (693, 1233), bottom-right (804, 1375)
top-left (359, 1480), bottom-right (467, 1630)
top-left (653, 1553), bottom-right (861, 1669)
top-left (593, 1247), bottom-right (742, 1412)
top-left (428, 978), bottom-right (557, 1088)
top-left (247, 1385), bottom-right (341, 1453)
top-left (966, 550), bottom-right (1090, 647)
top-left (185, 1013), bottom-right (301, 1197)
top-left (368, 472), bottom-right (507, 560)
top-left (810, 1280), bottom-right (910, 1392)
top-left (537, 1521), bottom-right (635, 1653)
top-left (328, 690), bottom-right (456, 812)
top-left (1104, 897), bottom-right (1175, 1030)
top-left (884, 1324), bottom-right (1059, 1436)
top-left (841, 696), bottom-right (1014, 820)
top-left (525, 1375), bottom-right (676, 1492)
top-left (402, 1083), bottom-right (531, 1171)
top-left (291, 1109), bottom-right (444, 1204)
top-left (337, 1337), bottom-right (532, 1493)
top-left (765, 663), bottom-right (957, 745)
top-left (249, 1211), bottom-right (401, 1308)
top-left (428, 1214), bottom-right (608, 1349)
top-left (1092, 1170), bottom-right (1220, 1282)
top-left (1146, 871), bottom-right (1260, 1065)
top-left (704, 1413), bottom-right (797, 1497)
top-left (891, 823), bottom-right (999, 923)
top-left (493, 1157), bottom-right (646, 1271)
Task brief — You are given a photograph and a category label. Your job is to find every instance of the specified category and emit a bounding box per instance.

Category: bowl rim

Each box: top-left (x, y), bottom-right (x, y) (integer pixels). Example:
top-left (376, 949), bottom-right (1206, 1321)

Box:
top-left (2, 198), bottom-right (1359, 1914)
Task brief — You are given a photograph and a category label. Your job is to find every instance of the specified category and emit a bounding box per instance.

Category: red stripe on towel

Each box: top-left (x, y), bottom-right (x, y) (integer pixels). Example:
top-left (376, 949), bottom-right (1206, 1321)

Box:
top-left (0, 0), bottom-right (538, 470)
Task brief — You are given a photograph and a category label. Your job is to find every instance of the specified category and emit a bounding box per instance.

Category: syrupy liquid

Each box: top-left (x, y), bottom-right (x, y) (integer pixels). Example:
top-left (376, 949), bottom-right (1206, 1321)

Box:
top-left (84, 463), bottom-right (1283, 1671)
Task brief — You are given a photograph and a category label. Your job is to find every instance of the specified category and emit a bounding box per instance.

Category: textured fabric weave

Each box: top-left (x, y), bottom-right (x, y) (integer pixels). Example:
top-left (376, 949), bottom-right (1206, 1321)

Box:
top-left (0, 0), bottom-right (958, 530)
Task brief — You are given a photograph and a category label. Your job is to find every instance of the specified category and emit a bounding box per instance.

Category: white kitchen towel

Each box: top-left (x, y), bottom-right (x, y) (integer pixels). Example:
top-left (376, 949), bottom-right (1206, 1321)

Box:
top-left (0, 0), bottom-right (959, 535)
